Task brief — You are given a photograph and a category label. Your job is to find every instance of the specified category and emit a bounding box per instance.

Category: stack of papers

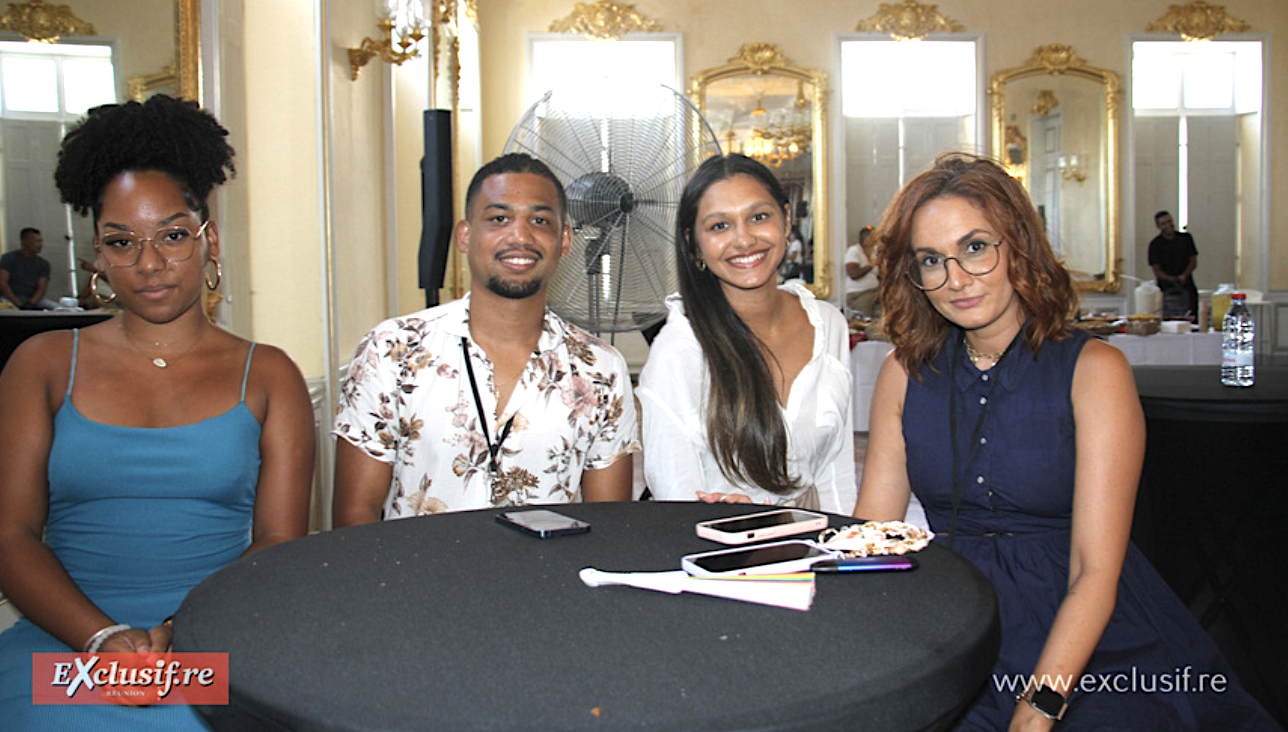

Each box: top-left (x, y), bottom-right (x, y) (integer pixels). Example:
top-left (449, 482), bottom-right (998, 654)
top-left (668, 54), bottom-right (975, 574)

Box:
top-left (579, 568), bottom-right (815, 611)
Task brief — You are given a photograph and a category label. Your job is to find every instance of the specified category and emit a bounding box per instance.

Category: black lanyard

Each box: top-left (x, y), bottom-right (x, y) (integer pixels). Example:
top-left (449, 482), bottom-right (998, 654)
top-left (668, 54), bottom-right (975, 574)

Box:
top-left (460, 337), bottom-right (515, 474)
top-left (945, 333), bottom-right (1017, 548)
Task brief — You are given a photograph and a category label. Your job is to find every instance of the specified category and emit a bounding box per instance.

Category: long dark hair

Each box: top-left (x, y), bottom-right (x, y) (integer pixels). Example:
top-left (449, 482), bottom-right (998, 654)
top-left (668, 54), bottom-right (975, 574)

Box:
top-left (674, 153), bottom-right (801, 495)
top-left (874, 153), bottom-right (1077, 374)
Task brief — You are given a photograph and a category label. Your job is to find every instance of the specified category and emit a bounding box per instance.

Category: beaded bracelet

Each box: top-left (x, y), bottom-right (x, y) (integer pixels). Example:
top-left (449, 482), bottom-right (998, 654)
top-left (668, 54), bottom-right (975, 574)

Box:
top-left (84, 623), bottom-right (131, 654)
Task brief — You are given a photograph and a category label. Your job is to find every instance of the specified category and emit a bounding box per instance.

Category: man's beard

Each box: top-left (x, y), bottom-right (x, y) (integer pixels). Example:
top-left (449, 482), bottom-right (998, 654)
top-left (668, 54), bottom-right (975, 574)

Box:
top-left (486, 276), bottom-right (542, 300)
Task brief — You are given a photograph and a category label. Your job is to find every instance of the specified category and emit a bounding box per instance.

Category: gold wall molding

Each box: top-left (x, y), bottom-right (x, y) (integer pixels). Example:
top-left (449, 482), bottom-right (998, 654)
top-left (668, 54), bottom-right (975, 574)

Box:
top-left (0, 0), bottom-right (95, 43)
top-left (855, 0), bottom-right (963, 41)
top-left (548, 0), bottom-right (661, 41)
top-left (1031, 89), bottom-right (1059, 117)
top-left (1146, 1), bottom-right (1250, 41)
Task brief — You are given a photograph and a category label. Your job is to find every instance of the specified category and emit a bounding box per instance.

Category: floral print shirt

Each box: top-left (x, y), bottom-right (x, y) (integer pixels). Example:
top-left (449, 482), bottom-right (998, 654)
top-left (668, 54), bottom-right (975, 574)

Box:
top-left (334, 295), bottom-right (639, 518)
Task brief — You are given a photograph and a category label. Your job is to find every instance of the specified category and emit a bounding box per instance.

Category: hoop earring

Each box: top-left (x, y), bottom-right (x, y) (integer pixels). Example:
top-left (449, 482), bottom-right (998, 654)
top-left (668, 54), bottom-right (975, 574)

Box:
top-left (90, 271), bottom-right (116, 305)
top-left (205, 258), bottom-right (222, 290)
top-left (695, 258), bottom-right (707, 272)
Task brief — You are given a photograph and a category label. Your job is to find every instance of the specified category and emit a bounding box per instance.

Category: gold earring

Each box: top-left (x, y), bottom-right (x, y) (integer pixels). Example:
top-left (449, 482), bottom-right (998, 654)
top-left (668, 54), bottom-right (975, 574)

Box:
top-left (696, 258), bottom-right (707, 272)
top-left (205, 258), bottom-right (222, 290)
top-left (90, 271), bottom-right (116, 305)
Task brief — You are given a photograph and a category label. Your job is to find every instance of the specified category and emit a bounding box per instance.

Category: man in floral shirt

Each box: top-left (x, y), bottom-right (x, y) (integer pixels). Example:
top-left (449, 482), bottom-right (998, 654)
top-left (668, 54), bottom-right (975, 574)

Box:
top-left (332, 154), bottom-right (638, 524)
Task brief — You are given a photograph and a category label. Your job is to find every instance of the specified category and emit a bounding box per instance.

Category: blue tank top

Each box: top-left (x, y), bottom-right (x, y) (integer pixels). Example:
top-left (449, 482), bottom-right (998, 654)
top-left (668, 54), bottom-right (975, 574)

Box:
top-left (44, 330), bottom-right (262, 626)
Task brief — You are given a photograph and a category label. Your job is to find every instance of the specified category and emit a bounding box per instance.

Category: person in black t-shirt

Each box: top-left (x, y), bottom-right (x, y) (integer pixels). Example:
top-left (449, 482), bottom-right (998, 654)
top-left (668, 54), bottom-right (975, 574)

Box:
top-left (1148, 210), bottom-right (1198, 318)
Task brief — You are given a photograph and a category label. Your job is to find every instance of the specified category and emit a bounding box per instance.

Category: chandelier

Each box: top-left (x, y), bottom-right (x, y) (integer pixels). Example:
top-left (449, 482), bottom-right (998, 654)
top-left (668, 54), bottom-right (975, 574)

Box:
top-left (723, 81), bottom-right (812, 168)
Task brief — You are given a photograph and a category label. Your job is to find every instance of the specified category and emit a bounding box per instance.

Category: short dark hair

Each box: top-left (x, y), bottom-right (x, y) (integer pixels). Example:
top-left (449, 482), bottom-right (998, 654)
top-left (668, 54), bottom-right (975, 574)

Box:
top-left (463, 153), bottom-right (567, 223)
top-left (54, 94), bottom-right (235, 223)
top-left (19, 227), bottom-right (40, 240)
top-left (1154, 210), bottom-right (1171, 222)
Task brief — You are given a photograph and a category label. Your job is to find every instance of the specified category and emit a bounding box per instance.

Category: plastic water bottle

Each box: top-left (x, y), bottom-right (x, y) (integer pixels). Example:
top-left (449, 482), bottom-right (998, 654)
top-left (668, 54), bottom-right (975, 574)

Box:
top-left (1221, 293), bottom-right (1254, 387)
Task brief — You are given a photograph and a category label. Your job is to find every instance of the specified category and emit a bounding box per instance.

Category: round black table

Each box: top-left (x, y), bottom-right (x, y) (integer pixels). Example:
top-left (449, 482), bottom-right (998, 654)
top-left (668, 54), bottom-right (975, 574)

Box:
top-left (174, 502), bottom-right (999, 732)
top-left (1131, 365), bottom-right (1288, 722)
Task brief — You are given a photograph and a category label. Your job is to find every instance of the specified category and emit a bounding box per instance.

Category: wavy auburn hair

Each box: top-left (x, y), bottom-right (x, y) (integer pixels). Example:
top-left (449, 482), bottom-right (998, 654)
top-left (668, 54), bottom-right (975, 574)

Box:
top-left (674, 153), bottom-right (801, 495)
top-left (874, 153), bottom-right (1077, 375)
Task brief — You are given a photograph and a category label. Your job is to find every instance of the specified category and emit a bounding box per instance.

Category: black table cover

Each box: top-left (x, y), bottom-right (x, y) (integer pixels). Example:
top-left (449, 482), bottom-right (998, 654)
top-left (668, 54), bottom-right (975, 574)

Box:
top-left (0, 310), bottom-right (113, 372)
top-left (175, 502), bottom-right (999, 732)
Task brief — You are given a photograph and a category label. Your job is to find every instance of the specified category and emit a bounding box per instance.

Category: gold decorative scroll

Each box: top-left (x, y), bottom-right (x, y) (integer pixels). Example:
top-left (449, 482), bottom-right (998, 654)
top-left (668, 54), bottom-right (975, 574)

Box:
top-left (0, 0), bottom-right (95, 43)
top-left (548, 0), bottom-right (661, 41)
top-left (855, 0), bottom-right (963, 41)
top-left (1032, 90), bottom-right (1059, 117)
top-left (1025, 44), bottom-right (1087, 74)
top-left (730, 42), bottom-right (791, 75)
top-left (1146, 1), bottom-right (1250, 42)
top-left (127, 62), bottom-right (177, 102)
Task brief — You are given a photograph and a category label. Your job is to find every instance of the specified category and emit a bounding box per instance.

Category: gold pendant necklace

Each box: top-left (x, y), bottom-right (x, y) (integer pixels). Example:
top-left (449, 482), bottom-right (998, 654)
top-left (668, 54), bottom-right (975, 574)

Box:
top-left (119, 320), bottom-right (204, 368)
top-left (964, 339), bottom-right (1005, 363)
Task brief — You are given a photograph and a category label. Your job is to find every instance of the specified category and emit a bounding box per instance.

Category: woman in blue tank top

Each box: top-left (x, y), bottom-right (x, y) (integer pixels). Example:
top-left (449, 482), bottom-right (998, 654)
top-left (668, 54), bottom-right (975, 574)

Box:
top-left (854, 154), bottom-right (1274, 730)
top-left (0, 95), bottom-right (314, 729)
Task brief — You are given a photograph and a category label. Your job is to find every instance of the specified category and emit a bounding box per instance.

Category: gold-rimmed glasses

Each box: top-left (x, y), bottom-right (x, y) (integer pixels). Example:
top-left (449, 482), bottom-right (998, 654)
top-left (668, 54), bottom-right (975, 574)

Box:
top-left (908, 240), bottom-right (1003, 291)
top-left (96, 221), bottom-right (210, 268)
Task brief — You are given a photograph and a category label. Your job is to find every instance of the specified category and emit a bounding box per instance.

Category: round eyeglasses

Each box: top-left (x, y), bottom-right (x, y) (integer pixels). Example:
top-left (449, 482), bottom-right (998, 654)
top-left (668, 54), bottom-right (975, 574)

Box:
top-left (907, 239), bottom-right (1003, 291)
top-left (96, 221), bottom-right (210, 268)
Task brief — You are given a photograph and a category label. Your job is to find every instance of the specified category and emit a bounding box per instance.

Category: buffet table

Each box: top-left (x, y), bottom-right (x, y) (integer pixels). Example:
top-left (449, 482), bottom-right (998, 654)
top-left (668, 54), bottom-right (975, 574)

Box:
top-left (174, 502), bottom-right (999, 732)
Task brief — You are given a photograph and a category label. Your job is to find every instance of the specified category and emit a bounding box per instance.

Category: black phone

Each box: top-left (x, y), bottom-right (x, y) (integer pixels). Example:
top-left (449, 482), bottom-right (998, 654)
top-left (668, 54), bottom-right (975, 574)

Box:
top-left (496, 509), bottom-right (591, 538)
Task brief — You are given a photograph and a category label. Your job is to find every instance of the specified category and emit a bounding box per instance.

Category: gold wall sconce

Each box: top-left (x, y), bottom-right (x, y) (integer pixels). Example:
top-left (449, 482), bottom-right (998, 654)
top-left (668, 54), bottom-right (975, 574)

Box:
top-left (1059, 154), bottom-right (1086, 184)
top-left (349, 0), bottom-right (430, 80)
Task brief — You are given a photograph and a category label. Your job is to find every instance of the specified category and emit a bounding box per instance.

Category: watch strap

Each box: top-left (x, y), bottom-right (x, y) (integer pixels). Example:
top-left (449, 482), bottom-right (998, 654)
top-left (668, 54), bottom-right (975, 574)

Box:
top-left (1017, 683), bottom-right (1068, 720)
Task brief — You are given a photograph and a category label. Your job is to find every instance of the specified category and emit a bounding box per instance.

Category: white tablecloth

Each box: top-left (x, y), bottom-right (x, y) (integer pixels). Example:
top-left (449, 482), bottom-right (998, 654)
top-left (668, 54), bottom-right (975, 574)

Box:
top-left (1105, 332), bottom-right (1222, 366)
top-left (850, 332), bottom-right (1224, 432)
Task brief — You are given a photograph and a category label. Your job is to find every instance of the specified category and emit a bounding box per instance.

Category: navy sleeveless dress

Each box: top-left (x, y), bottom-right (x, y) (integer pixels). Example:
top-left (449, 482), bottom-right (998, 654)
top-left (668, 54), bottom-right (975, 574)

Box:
top-left (903, 328), bottom-right (1276, 730)
top-left (0, 331), bottom-right (261, 729)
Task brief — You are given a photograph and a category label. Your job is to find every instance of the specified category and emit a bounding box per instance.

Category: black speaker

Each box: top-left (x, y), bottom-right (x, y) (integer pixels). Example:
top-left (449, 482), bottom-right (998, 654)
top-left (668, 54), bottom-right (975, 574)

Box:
top-left (419, 109), bottom-right (454, 308)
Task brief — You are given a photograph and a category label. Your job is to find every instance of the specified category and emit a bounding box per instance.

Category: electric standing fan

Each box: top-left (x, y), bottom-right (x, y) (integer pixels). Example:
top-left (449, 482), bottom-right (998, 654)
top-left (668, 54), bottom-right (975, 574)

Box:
top-left (503, 83), bottom-right (722, 335)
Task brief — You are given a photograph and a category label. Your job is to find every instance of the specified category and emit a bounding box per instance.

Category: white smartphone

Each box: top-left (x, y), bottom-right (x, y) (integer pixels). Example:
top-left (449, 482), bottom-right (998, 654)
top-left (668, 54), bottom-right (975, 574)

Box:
top-left (495, 509), bottom-right (591, 538)
top-left (681, 539), bottom-right (840, 577)
top-left (695, 509), bottom-right (829, 545)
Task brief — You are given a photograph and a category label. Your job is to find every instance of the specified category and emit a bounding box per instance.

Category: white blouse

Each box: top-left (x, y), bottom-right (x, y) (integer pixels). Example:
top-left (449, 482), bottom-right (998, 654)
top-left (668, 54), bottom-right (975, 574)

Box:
top-left (638, 281), bottom-right (857, 515)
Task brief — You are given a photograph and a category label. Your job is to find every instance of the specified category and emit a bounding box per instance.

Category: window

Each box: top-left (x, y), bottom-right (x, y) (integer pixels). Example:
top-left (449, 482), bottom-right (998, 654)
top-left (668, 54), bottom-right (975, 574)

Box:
top-left (1131, 40), bottom-right (1262, 289)
top-left (528, 35), bottom-right (679, 112)
top-left (837, 36), bottom-right (982, 247)
top-left (0, 41), bottom-right (116, 118)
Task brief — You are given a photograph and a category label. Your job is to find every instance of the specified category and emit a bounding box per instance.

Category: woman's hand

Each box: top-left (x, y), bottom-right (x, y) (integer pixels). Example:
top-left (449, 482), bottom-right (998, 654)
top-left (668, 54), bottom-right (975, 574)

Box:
top-left (96, 622), bottom-right (173, 654)
top-left (695, 491), bottom-right (755, 504)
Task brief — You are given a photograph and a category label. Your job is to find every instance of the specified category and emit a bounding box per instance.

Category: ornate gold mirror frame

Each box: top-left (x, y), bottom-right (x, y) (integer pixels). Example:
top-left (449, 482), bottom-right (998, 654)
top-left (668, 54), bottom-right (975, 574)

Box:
top-left (990, 44), bottom-right (1120, 293)
top-left (690, 43), bottom-right (831, 298)
top-left (125, 0), bottom-right (199, 102)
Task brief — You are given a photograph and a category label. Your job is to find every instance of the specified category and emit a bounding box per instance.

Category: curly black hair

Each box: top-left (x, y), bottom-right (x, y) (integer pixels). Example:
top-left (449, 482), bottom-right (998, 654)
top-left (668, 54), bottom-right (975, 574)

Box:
top-left (54, 94), bottom-right (235, 222)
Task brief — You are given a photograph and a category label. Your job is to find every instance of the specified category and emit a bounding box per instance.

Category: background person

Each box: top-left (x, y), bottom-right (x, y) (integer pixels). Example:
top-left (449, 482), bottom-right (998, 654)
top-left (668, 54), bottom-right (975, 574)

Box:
top-left (855, 153), bottom-right (1274, 729)
top-left (1148, 210), bottom-right (1199, 318)
top-left (638, 153), bottom-right (855, 514)
top-left (332, 153), bottom-right (637, 525)
top-left (0, 95), bottom-right (315, 729)
top-left (844, 225), bottom-right (880, 316)
top-left (0, 227), bottom-right (57, 309)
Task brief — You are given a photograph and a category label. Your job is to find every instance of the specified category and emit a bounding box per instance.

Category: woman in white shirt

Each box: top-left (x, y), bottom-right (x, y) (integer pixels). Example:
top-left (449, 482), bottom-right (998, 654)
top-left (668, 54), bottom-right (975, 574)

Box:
top-left (638, 154), bottom-right (856, 514)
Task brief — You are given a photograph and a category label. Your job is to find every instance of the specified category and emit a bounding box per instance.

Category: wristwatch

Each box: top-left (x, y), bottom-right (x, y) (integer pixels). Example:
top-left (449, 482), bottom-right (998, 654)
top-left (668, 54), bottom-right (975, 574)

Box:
top-left (1017, 683), bottom-right (1068, 720)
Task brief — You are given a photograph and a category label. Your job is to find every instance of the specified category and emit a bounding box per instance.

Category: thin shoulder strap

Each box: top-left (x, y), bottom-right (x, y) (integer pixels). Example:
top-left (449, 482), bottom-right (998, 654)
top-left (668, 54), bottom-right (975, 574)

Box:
top-left (65, 329), bottom-right (80, 398)
top-left (240, 343), bottom-right (257, 401)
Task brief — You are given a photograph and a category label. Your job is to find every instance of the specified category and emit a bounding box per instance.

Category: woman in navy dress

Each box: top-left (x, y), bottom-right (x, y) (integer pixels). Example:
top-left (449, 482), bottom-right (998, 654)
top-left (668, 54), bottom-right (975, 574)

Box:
top-left (854, 153), bottom-right (1275, 730)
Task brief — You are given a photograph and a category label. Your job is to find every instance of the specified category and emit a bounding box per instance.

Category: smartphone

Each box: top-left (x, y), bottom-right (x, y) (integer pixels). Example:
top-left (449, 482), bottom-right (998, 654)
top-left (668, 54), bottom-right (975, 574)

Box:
top-left (496, 509), bottom-right (591, 538)
top-left (681, 539), bottom-right (839, 577)
top-left (811, 555), bottom-right (919, 573)
top-left (695, 508), bottom-right (830, 545)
